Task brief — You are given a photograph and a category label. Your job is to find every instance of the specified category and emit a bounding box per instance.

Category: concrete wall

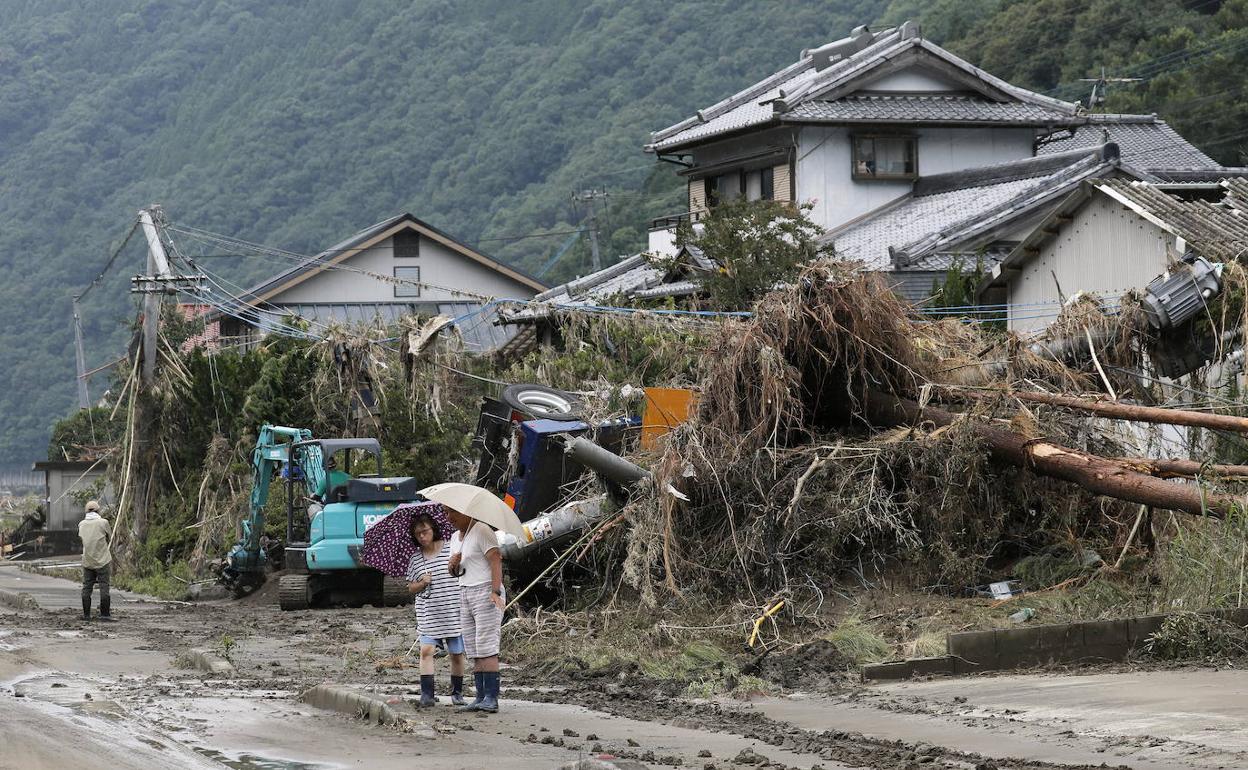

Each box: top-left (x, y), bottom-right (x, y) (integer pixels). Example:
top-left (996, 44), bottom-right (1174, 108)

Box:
top-left (1007, 194), bottom-right (1174, 333)
top-left (796, 125), bottom-right (1035, 231)
top-left (274, 231), bottom-right (538, 305)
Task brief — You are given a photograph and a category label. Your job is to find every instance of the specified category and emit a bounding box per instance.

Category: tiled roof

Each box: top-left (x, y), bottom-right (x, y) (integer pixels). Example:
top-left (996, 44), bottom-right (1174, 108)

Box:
top-left (1039, 115), bottom-right (1219, 170)
top-left (511, 247), bottom-right (713, 322)
top-left (1091, 178), bottom-right (1248, 263)
top-left (826, 147), bottom-right (1121, 271)
top-left (787, 95), bottom-right (1081, 125)
top-left (648, 23), bottom-right (1080, 153)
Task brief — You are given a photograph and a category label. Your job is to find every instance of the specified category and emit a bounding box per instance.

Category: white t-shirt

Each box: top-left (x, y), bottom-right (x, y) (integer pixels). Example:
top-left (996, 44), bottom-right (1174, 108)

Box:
top-left (451, 521), bottom-right (498, 587)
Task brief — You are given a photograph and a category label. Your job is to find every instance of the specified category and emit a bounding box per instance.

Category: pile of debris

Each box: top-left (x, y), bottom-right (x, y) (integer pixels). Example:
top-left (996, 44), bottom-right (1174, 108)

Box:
top-left (618, 259), bottom-right (1248, 607)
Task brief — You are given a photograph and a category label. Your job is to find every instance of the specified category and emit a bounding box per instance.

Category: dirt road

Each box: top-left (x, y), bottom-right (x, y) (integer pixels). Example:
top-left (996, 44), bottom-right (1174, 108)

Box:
top-left (3, 563), bottom-right (1247, 770)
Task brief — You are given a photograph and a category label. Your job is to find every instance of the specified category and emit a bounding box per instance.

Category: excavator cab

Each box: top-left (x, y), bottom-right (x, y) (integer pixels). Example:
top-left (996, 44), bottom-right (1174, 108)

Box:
top-left (277, 438), bottom-right (419, 610)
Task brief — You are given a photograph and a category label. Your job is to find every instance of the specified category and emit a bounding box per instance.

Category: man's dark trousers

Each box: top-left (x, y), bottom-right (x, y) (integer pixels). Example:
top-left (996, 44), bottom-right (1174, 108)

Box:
top-left (82, 565), bottom-right (110, 618)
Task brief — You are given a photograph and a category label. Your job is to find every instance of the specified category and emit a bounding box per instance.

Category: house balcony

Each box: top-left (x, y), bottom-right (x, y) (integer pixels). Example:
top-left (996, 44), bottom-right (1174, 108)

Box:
top-left (648, 210), bottom-right (704, 256)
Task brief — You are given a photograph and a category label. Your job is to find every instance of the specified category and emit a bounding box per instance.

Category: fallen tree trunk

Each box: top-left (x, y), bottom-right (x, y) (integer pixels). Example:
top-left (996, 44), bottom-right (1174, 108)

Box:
top-left (985, 389), bottom-right (1248, 434)
top-left (862, 391), bottom-right (1238, 518)
top-left (1113, 457), bottom-right (1248, 481)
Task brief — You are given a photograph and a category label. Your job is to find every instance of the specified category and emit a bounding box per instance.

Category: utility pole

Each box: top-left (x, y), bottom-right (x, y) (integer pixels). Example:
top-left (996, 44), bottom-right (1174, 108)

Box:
top-left (574, 189), bottom-right (609, 271)
top-left (71, 297), bottom-right (89, 409)
top-left (131, 205), bottom-right (203, 386)
top-left (126, 205), bottom-right (204, 551)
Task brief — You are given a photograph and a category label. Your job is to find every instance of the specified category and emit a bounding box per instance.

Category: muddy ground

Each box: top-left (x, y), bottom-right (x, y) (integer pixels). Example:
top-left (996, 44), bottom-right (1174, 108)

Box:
top-left (2, 564), bottom-right (1247, 770)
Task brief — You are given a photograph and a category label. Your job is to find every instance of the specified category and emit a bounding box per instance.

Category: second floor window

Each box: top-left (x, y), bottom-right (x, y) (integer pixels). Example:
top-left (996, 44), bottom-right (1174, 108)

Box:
top-left (706, 166), bottom-right (777, 206)
top-left (853, 135), bottom-right (917, 180)
top-left (394, 266), bottom-right (421, 298)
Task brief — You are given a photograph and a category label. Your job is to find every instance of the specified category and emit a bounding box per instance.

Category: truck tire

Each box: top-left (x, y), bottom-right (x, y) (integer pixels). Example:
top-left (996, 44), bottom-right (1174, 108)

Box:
top-left (278, 574), bottom-right (311, 611)
top-left (382, 576), bottom-right (410, 607)
top-left (501, 383), bottom-right (582, 421)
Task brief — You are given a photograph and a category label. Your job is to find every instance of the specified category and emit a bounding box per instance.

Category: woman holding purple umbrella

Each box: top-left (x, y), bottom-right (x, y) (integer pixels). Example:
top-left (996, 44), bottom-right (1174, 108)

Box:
top-left (406, 510), bottom-right (466, 707)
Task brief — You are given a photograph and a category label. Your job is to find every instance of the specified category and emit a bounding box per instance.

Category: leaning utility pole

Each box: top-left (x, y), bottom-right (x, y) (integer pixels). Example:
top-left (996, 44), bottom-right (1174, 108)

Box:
top-left (131, 206), bottom-right (203, 385)
top-left (126, 205), bottom-right (204, 550)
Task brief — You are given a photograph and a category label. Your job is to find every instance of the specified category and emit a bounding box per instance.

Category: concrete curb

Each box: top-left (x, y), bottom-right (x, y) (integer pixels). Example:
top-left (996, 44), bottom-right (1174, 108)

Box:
top-left (864, 607), bottom-right (1248, 681)
top-left (301, 683), bottom-right (409, 728)
top-left (0, 588), bottom-right (39, 610)
top-left (186, 647), bottom-right (238, 676)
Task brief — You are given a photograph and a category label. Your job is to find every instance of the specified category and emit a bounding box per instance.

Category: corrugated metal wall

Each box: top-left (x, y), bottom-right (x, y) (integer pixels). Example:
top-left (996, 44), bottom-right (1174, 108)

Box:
top-left (688, 179), bottom-right (707, 216)
top-left (773, 162), bottom-right (792, 203)
top-left (1008, 194), bottom-right (1173, 333)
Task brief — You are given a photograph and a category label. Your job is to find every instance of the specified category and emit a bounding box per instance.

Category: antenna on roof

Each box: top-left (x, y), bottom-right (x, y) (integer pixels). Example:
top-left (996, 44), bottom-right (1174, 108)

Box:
top-left (1079, 66), bottom-right (1142, 111)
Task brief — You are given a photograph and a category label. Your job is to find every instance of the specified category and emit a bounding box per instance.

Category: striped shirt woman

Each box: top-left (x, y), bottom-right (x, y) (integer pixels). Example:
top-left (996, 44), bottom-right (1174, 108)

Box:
top-left (406, 511), bottom-right (466, 707)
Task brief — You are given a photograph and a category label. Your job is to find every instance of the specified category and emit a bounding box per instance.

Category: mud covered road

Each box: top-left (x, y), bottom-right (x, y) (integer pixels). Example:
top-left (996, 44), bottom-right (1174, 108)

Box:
top-left (2, 563), bottom-right (1247, 770)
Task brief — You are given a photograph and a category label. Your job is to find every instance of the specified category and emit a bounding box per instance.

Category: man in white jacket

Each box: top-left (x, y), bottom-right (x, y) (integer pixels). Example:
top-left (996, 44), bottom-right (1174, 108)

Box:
top-left (77, 501), bottom-right (113, 622)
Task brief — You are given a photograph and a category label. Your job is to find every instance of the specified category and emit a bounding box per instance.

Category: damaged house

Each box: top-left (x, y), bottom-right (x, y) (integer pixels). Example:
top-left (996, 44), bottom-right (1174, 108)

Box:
top-left (201, 213), bottom-right (547, 352)
top-left (537, 21), bottom-right (1237, 311)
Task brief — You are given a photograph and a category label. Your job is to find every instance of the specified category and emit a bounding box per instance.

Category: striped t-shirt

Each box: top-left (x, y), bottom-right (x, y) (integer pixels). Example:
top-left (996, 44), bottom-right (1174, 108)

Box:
top-left (405, 541), bottom-right (461, 640)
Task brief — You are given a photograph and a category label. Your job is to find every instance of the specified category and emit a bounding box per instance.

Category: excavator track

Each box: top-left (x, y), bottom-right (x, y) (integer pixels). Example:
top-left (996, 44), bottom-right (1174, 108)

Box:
top-left (278, 573), bottom-right (312, 611)
top-left (381, 576), bottom-right (410, 607)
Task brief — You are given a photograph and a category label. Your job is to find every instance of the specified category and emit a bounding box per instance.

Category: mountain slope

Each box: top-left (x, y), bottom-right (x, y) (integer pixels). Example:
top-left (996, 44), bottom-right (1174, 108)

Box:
top-left (3, 0), bottom-right (1246, 464)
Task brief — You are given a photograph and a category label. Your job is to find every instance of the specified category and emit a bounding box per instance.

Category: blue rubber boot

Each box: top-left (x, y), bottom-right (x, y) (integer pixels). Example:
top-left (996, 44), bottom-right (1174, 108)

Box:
top-left (450, 675), bottom-right (466, 706)
top-left (457, 672), bottom-right (484, 712)
top-left (478, 671), bottom-right (499, 714)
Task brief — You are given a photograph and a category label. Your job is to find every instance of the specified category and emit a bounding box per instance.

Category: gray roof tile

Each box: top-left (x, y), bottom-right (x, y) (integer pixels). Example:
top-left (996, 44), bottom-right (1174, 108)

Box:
top-left (827, 150), bottom-right (1117, 270)
top-left (1091, 178), bottom-right (1248, 263)
top-left (648, 25), bottom-right (1079, 153)
top-left (1039, 115), bottom-right (1219, 170)
top-left (788, 95), bottom-right (1081, 125)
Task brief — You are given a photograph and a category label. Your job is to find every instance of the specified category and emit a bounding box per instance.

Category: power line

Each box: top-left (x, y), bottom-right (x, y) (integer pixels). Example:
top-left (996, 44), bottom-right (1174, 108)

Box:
top-left (75, 217), bottom-right (141, 302)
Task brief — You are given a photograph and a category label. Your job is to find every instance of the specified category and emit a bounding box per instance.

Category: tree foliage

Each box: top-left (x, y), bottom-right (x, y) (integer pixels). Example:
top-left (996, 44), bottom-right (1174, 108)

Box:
top-left (4, 0), bottom-right (1245, 465)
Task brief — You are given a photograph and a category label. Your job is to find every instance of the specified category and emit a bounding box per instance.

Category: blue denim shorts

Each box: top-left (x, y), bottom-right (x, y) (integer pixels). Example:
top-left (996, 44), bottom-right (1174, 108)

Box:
top-left (420, 634), bottom-right (465, 654)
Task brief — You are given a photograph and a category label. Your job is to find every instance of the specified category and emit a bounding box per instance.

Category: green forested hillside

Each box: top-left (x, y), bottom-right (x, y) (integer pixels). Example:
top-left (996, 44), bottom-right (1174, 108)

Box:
top-left (2, 0), bottom-right (1246, 464)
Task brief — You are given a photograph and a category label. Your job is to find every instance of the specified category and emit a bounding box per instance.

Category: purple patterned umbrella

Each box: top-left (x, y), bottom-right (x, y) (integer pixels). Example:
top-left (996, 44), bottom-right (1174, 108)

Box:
top-left (360, 501), bottom-right (450, 578)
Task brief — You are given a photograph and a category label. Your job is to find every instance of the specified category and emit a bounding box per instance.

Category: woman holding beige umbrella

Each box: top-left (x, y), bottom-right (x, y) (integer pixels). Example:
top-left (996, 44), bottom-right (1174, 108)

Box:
top-left (418, 483), bottom-right (524, 714)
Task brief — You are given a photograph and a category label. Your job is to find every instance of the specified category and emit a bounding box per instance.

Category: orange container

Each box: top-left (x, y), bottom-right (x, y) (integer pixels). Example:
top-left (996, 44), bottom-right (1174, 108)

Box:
top-left (641, 387), bottom-right (698, 450)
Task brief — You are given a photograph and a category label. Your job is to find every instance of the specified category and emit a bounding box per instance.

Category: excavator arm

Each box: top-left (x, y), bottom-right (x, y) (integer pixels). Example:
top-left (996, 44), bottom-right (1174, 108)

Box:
top-left (221, 424), bottom-right (313, 595)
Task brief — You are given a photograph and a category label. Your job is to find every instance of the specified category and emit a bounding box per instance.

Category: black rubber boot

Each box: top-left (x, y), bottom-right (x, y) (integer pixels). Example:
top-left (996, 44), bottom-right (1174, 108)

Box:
top-left (457, 672), bottom-right (484, 712)
top-left (81, 595), bottom-right (91, 621)
top-left (450, 675), bottom-right (465, 706)
top-left (98, 596), bottom-right (113, 621)
top-left (478, 671), bottom-right (499, 713)
top-left (418, 674), bottom-right (436, 707)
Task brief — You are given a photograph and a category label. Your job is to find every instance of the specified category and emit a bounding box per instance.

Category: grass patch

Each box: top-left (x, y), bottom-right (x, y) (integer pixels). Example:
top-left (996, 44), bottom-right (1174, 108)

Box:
top-left (1142, 612), bottom-right (1248, 661)
top-left (826, 616), bottom-right (892, 664)
top-left (113, 561), bottom-right (192, 600)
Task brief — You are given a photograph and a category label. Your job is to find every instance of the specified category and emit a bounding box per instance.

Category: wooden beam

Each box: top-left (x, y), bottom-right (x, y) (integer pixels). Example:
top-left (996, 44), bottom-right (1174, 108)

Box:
top-left (863, 391), bottom-right (1236, 518)
top-left (1004, 390), bottom-right (1248, 434)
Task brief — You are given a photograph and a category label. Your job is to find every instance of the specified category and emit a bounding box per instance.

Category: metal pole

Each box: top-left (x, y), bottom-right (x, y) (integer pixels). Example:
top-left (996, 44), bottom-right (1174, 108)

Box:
top-left (71, 297), bottom-right (89, 409)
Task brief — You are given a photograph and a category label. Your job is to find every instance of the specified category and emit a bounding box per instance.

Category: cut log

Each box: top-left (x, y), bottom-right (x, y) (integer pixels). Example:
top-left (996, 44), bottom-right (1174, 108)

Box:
top-left (996, 389), bottom-right (1248, 434)
top-left (863, 391), bottom-right (1238, 518)
top-left (1114, 457), bottom-right (1248, 481)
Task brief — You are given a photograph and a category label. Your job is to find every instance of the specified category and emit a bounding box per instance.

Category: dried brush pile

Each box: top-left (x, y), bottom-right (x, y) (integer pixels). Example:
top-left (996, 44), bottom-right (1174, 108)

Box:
top-left (622, 263), bottom-right (1133, 606)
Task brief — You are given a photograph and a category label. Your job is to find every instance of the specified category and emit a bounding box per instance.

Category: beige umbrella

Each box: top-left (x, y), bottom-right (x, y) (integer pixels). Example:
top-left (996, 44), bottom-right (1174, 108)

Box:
top-left (419, 482), bottom-right (525, 538)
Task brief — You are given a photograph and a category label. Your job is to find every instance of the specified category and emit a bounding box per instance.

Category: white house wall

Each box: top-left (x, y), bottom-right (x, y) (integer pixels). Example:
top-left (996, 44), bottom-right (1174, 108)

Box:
top-left (273, 233), bottom-right (537, 305)
top-left (857, 67), bottom-right (961, 92)
top-left (1007, 194), bottom-right (1174, 333)
top-left (797, 126), bottom-right (1035, 231)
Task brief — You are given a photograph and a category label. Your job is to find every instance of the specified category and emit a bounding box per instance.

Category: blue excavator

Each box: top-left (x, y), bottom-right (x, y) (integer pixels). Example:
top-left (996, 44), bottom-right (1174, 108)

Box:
top-left (220, 424), bottom-right (421, 610)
